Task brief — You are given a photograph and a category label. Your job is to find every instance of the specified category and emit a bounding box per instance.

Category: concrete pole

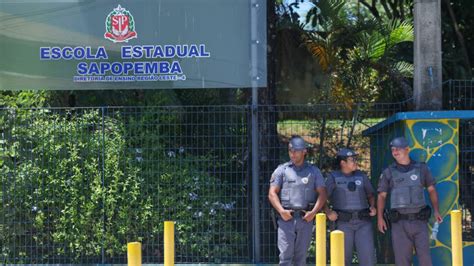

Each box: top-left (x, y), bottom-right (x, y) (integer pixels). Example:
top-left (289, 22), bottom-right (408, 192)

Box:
top-left (413, 0), bottom-right (442, 110)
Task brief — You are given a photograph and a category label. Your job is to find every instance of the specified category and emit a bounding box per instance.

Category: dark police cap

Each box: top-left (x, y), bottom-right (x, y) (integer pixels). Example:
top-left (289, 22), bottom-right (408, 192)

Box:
top-left (337, 148), bottom-right (357, 157)
top-left (389, 137), bottom-right (409, 148)
top-left (288, 136), bottom-right (307, 151)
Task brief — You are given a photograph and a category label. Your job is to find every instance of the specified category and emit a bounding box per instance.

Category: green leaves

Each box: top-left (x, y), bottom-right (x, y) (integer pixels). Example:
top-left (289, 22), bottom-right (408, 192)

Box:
top-left (0, 108), bottom-right (245, 263)
top-left (297, 0), bottom-right (414, 104)
top-left (393, 61), bottom-right (414, 77)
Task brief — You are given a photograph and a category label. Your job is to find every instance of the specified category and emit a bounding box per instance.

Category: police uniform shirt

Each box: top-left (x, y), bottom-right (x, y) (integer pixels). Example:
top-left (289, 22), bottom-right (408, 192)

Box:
top-left (270, 161), bottom-right (325, 190)
top-left (377, 161), bottom-right (435, 214)
top-left (326, 170), bottom-right (374, 200)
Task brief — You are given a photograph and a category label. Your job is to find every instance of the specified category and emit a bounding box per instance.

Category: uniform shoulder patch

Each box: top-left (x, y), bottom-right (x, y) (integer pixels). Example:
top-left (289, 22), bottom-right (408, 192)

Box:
top-left (270, 175), bottom-right (276, 183)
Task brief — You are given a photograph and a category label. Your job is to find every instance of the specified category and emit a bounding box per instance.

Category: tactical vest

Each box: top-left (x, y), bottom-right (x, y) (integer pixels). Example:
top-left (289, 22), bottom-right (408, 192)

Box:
top-left (330, 171), bottom-right (369, 211)
top-left (279, 163), bottom-right (318, 210)
top-left (389, 163), bottom-right (426, 209)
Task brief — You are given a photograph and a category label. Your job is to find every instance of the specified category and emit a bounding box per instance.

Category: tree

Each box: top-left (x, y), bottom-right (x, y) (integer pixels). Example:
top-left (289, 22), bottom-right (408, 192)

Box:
top-left (301, 0), bottom-right (415, 104)
top-left (441, 0), bottom-right (473, 79)
top-left (356, 0), bottom-right (413, 20)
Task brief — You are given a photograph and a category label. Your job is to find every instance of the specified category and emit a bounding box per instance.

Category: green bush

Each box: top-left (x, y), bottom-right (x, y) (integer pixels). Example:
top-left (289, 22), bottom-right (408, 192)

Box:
top-left (0, 108), bottom-right (246, 263)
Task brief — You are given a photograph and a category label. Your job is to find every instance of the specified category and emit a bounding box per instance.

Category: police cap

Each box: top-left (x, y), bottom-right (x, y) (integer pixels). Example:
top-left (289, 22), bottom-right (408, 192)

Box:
top-left (389, 137), bottom-right (409, 148)
top-left (336, 148), bottom-right (357, 157)
top-left (288, 136), bottom-right (307, 151)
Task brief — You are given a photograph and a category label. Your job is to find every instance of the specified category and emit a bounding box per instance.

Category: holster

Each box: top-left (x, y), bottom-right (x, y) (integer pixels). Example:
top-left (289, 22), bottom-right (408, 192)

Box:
top-left (388, 209), bottom-right (401, 223)
top-left (270, 209), bottom-right (278, 230)
top-left (383, 209), bottom-right (391, 229)
top-left (416, 206), bottom-right (432, 220)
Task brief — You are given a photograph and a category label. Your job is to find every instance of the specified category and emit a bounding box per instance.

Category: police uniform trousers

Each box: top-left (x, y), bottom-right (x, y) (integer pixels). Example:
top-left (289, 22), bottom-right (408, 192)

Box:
top-left (277, 213), bottom-right (314, 266)
top-left (391, 219), bottom-right (432, 266)
top-left (336, 219), bottom-right (375, 266)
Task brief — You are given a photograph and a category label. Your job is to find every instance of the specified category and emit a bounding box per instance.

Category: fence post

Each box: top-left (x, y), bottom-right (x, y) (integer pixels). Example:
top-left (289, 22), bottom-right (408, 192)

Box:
top-left (250, 0), bottom-right (262, 261)
top-left (101, 106), bottom-right (106, 264)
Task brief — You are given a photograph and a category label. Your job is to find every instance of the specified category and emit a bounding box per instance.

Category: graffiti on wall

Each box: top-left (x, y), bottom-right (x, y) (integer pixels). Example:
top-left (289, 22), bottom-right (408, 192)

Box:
top-left (405, 119), bottom-right (474, 265)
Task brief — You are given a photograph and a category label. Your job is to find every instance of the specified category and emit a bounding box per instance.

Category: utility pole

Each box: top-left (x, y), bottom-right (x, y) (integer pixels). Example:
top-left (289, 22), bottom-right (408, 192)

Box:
top-left (413, 0), bottom-right (442, 110)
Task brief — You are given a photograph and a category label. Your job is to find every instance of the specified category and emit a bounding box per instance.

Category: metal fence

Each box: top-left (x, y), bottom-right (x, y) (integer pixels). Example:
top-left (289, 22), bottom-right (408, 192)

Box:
top-left (0, 102), bottom-right (409, 264)
top-left (0, 106), bottom-right (251, 264)
top-left (257, 102), bottom-right (409, 264)
top-left (443, 79), bottom-right (474, 111)
top-left (459, 118), bottom-right (474, 241)
top-left (0, 80), bottom-right (473, 264)
top-left (444, 79), bottom-right (474, 241)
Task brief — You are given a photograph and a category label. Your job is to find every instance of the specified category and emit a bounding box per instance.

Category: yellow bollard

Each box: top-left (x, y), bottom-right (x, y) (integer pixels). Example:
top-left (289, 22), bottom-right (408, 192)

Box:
top-left (127, 242), bottom-right (142, 266)
top-left (164, 221), bottom-right (175, 266)
top-left (330, 230), bottom-right (345, 266)
top-left (451, 210), bottom-right (463, 266)
top-left (316, 213), bottom-right (326, 266)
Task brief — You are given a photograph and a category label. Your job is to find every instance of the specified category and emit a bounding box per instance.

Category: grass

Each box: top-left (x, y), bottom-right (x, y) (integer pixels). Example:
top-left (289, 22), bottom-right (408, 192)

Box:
top-left (276, 118), bottom-right (385, 173)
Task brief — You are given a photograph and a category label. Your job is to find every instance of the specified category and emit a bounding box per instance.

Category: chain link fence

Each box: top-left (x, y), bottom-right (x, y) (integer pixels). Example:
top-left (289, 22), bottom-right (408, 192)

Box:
top-left (1, 80), bottom-right (473, 264)
top-left (0, 106), bottom-right (251, 264)
top-left (444, 79), bottom-right (474, 241)
top-left (257, 102), bottom-right (409, 264)
top-left (443, 80), bottom-right (474, 111)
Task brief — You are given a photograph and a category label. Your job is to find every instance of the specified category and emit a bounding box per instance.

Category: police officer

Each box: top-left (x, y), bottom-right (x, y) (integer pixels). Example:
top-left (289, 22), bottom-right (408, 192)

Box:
top-left (268, 135), bottom-right (327, 266)
top-left (377, 137), bottom-right (443, 266)
top-left (325, 148), bottom-right (376, 266)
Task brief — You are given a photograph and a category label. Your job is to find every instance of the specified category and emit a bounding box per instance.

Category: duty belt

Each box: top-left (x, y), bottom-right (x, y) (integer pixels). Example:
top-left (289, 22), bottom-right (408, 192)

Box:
top-left (335, 209), bottom-right (371, 222)
top-left (399, 213), bottom-right (419, 220)
top-left (388, 206), bottom-right (431, 223)
top-left (282, 207), bottom-right (309, 218)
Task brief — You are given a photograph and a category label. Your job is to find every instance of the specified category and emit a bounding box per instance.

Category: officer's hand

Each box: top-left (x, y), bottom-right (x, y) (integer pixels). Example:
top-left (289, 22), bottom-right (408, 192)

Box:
top-left (377, 217), bottom-right (387, 234)
top-left (327, 210), bottom-right (338, 222)
top-left (369, 206), bottom-right (377, 217)
top-left (302, 210), bottom-right (316, 223)
top-left (280, 210), bottom-right (294, 221)
top-left (434, 210), bottom-right (443, 223)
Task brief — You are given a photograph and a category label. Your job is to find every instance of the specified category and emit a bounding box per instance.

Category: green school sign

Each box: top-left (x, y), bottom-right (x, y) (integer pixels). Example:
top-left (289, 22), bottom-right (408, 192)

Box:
top-left (0, 0), bottom-right (267, 90)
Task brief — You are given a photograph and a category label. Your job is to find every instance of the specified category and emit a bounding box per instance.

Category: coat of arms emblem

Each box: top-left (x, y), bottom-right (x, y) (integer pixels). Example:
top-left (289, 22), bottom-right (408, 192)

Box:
top-left (104, 5), bottom-right (137, 43)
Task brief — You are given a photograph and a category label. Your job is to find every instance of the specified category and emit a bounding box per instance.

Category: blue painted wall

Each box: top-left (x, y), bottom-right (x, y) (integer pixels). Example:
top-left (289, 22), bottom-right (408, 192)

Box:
top-left (365, 113), bottom-right (474, 265)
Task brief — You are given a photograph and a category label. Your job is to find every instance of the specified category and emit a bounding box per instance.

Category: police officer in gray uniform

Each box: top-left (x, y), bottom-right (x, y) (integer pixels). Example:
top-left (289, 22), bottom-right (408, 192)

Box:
top-left (325, 148), bottom-right (376, 266)
top-left (268, 135), bottom-right (327, 266)
top-left (377, 137), bottom-right (443, 266)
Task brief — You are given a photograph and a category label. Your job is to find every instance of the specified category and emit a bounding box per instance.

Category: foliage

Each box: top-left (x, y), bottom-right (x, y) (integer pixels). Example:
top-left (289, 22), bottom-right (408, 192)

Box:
top-left (441, 0), bottom-right (474, 79)
top-left (0, 90), bottom-right (49, 108)
top-left (306, 0), bottom-right (414, 104)
top-left (275, 0), bottom-right (414, 104)
top-left (353, 0), bottom-right (413, 20)
top-left (0, 108), bottom-right (246, 263)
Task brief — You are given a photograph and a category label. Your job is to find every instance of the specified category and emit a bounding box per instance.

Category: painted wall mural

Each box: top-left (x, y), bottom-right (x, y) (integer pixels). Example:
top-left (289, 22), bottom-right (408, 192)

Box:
top-left (404, 119), bottom-right (473, 266)
top-left (366, 116), bottom-right (473, 265)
